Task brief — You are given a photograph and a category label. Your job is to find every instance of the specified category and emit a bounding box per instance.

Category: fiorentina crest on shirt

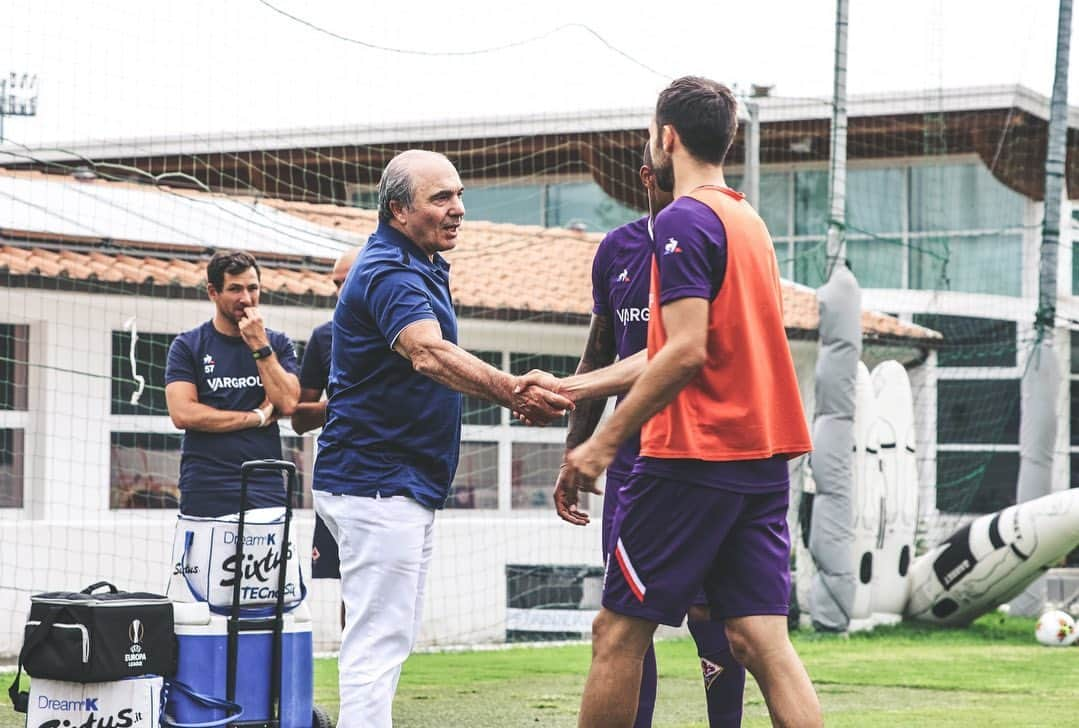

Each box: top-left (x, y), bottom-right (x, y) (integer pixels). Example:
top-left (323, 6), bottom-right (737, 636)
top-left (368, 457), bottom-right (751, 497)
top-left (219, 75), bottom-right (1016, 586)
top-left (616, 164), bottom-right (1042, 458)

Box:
top-left (700, 657), bottom-right (725, 689)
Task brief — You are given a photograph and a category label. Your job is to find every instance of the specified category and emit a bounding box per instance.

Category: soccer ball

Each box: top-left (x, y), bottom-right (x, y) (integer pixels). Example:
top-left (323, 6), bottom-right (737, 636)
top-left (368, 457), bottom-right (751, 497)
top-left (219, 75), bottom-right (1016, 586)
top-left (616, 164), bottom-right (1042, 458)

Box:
top-left (1034, 610), bottom-right (1077, 647)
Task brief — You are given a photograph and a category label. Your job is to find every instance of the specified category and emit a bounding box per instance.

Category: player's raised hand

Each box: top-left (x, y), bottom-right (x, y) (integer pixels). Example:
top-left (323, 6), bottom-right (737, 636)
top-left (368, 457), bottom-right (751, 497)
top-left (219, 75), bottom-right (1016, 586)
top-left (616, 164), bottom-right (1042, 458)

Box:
top-left (237, 306), bottom-right (269, 350)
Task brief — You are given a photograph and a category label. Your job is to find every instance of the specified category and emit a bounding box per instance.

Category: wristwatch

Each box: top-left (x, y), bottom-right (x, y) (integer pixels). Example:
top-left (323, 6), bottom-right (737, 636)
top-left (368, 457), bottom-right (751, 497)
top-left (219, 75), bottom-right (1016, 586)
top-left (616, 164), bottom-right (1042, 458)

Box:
top-left (251, 345), bottom-right (274, 360)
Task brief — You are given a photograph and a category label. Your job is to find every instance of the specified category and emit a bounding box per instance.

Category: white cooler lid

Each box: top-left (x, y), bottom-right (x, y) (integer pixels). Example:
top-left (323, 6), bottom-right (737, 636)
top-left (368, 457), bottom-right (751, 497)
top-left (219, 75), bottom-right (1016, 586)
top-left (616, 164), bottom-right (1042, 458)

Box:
top-left (172, 599), bottom-right (311, 627)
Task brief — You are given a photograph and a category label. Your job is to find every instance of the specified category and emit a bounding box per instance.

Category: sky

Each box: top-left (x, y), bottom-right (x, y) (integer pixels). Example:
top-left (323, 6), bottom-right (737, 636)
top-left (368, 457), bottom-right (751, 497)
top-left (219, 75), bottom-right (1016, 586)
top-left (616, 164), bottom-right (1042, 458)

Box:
top-left (1, 0), bottom-right (1076, 147)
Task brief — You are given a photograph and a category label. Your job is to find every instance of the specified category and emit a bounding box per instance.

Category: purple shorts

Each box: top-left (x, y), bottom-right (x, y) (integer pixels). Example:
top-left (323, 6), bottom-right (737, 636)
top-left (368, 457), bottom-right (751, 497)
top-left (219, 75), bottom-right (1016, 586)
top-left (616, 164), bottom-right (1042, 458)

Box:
top-left (601, 472), bottom-right (630, 559)
top-left (603, 474), bottom-right (792, 627)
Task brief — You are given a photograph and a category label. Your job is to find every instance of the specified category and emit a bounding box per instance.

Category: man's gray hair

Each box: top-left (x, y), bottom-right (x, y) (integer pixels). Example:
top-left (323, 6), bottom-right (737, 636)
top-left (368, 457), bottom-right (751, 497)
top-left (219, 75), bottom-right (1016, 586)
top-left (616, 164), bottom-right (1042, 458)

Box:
top-left (378, 154), bottom-right (414, 223)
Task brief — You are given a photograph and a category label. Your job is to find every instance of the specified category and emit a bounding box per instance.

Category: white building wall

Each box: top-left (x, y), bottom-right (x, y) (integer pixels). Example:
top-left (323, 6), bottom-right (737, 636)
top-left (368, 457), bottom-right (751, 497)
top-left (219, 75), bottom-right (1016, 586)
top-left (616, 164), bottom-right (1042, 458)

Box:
top-left (0, 288), bottom-right (613, 655)
top-left (0, 284), bottom-right (931, 655)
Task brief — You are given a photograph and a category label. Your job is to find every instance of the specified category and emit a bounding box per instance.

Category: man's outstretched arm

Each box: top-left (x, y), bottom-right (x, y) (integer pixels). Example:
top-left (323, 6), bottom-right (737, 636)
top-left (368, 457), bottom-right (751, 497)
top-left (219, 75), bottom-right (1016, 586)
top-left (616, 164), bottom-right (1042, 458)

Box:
top-left (395, 319), bottom-right (574, 424)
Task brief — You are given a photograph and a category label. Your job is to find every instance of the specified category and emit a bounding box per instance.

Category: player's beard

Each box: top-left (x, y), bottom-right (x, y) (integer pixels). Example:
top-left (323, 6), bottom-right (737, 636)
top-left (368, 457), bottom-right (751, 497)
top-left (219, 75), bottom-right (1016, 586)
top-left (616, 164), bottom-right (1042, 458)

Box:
top-left (652, 155), bottom-right (674, 194)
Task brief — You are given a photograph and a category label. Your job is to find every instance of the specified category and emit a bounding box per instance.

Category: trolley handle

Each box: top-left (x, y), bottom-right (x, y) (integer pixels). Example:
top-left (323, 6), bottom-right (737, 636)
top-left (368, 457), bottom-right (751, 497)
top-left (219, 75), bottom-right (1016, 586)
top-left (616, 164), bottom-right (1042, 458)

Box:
top-left (239, 458), bottom-right (299, 502)
top-left (240, 458), bottom-right (297, 479)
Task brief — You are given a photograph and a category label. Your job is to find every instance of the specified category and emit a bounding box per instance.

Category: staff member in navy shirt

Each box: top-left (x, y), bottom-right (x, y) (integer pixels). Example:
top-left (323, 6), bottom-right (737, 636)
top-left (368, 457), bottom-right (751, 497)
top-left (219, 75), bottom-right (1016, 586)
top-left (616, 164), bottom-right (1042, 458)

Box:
top-left (292, 246), bottom-right (359, 627)
top-left (165, 251), bottom-right (300, 516)
top-left (313, 149), bottom-right (573, 728)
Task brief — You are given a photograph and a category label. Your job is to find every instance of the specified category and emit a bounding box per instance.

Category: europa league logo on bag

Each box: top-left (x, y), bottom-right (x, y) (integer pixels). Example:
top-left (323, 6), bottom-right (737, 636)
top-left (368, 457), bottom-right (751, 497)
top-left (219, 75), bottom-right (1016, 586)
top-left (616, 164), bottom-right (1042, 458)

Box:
top-left (128, 619), bottom-right (143, 645)
top-left (125, 619), bottom-right (148, 670)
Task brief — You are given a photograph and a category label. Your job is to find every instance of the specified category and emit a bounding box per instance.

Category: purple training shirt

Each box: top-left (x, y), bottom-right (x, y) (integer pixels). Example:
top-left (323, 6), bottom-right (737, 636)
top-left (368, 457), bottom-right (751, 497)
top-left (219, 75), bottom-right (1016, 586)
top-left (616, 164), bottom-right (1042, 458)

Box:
top-left (591, 216), bottom-right (653, 480)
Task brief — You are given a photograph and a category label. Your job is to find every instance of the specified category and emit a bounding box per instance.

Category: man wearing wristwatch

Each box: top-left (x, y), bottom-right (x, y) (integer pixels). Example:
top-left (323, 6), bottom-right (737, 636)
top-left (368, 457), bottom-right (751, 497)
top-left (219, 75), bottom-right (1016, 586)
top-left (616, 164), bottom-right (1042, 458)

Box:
top-left (165, 250), bottom-right (301, 517)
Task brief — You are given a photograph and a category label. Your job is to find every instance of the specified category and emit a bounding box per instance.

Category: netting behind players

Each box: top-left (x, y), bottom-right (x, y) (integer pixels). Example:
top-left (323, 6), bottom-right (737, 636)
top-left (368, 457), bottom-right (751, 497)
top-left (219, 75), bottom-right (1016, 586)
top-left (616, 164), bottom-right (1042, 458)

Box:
top-left (0, 2), bottom-right (1075, 653)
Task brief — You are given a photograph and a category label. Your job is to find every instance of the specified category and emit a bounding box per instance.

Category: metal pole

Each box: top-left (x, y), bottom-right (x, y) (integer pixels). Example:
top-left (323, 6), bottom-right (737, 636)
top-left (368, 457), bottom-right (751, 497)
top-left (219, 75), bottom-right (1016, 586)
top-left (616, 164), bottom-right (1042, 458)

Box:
top-left (744, 101), bottom-right (761, 209)
top-left (1016, 0), bottom-right (1072, 507)
top-left (1037, 0), bottom-right (1072, 342)
top-left (826, 0), bottom-right (849, 274)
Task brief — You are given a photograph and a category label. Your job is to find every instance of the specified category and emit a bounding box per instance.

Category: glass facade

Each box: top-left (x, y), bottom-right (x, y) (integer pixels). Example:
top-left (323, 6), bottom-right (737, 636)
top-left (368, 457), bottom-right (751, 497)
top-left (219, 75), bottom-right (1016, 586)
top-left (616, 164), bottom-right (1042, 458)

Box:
top-left (460, 180), bottom-right (639, 233)
top-left (759, 161), bottom-right (1026, 296)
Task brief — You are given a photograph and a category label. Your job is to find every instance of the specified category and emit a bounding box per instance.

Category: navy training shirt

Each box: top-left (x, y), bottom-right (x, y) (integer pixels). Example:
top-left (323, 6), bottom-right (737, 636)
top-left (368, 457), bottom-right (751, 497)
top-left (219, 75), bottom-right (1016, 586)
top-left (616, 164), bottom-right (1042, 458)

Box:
top-left (299, 320), bottom-right (333, 393)
top-left (314, 222), bottom-right (462, 509)
top-left (165, 320), bottom-right (299, 515)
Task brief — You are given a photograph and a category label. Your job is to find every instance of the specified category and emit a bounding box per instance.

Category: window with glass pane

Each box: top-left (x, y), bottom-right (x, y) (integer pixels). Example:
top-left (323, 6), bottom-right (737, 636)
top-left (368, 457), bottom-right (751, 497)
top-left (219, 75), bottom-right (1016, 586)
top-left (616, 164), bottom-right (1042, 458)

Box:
top-left (462, 351), bottom-right (502, 425)
top-left (1071, 381), bottom-right (1079, 447)
top-left (847, 168), bottom-right (904, 234)
top-left (0, 428), bottom-right (24, 508)
top-left (546, 182), bottom-right (640, 232)
top-left (792, 240), bottom-right (828, 288)
top-left (773, 240), bottom-right (793, 279)
top-left (0, 324), bottom-right (28, 411)
top-left (936, 451), bottom-right (1018, 513)
top-left (351, 188), bottom-right (378, 209)
top-left (846, 238), bottom-right (903, 289)
top-left (912, 315), bottom-right (1016, 367)
top-left (110, 432), bottom-right (182, 509)
top-left (794, 170), bottom-right (829, 236)
top-left (909, 162), bottom-right (1025, 233)
top-left (461, 184), bottom-right (544, 226)
top-left (509, 353), bottom-right (578, 427)
top-left (448, 441), bottom-right (498, 509)
top-left (937, 380), bottom-right (1019, 444)
top-left (511, 442), bottom-right (565, 509)
top-left (759, 172), bottom-right (790, 236)
top-left (111, 331), bottom-right (174, 415)
top-left (909, 234), bottom-right (1022, 296)
top-left (1074, 246), bottom-right (1079, 296)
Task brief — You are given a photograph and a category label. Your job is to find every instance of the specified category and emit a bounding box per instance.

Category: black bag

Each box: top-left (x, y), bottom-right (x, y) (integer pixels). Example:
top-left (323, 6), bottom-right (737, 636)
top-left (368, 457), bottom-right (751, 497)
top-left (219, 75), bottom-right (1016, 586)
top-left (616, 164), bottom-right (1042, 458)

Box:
top-left (8, 581), bottom-right (177, 713)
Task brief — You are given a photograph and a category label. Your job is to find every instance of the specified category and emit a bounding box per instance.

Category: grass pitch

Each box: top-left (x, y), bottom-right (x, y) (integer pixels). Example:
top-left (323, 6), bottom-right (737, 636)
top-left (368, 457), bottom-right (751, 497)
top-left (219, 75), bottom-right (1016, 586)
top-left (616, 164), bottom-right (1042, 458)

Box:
top-left (5, 614), bottom-right (1076, 727)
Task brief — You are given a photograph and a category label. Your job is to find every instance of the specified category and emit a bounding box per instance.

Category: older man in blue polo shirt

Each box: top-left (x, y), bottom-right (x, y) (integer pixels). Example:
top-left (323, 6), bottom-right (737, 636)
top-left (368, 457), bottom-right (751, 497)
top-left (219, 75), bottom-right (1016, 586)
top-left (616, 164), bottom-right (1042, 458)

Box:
top-left (313, 149), bottom-right (572, 727)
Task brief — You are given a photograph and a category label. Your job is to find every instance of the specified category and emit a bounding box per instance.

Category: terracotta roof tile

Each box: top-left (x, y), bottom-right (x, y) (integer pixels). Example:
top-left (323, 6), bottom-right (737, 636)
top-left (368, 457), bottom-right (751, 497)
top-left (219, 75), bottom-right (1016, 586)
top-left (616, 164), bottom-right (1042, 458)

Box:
top-left (0, 186), bottom-right (938, 342)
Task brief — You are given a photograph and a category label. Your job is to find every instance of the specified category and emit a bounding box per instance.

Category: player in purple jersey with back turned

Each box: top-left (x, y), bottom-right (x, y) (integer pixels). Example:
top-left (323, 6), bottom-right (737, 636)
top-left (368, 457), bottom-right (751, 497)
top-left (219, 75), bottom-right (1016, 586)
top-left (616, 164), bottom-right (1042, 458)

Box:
top-left (547, 77), bottom-right (820, 728)
top-left (554, 144), bottom-right (745, 727)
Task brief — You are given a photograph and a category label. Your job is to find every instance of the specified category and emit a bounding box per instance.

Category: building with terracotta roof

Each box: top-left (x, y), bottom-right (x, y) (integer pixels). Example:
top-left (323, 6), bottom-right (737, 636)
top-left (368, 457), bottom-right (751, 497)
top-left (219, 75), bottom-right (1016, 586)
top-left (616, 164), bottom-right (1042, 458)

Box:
top-left (0, 161), bottom-right (940, 651)
top-left (3, 84), bottom-right (1074, 649)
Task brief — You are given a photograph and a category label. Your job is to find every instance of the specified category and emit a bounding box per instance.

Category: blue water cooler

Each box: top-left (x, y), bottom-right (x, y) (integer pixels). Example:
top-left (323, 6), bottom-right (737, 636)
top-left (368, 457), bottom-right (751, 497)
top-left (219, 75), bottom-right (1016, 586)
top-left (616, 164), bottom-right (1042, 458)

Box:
top-left (167, 601), bottom-right (314, 726)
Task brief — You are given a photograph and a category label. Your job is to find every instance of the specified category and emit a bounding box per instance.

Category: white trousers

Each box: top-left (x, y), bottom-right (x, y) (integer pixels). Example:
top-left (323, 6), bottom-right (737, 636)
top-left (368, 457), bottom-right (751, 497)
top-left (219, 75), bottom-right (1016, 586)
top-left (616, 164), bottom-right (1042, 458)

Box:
top-left (315, 491), bottom-right (435, 728)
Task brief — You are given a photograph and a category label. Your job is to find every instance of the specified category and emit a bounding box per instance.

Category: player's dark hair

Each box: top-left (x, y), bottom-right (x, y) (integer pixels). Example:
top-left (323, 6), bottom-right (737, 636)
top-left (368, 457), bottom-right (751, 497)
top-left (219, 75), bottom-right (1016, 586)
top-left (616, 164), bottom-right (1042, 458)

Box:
top-left (655, 76), bottom-right (738, 166)
top-left (206, 250), bottom-right (260, 292)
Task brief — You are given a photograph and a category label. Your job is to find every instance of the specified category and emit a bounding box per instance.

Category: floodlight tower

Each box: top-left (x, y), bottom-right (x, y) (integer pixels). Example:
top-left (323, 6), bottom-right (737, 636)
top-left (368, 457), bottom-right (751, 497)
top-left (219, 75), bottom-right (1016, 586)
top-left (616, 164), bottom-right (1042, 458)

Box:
top-left (0, 72), bottom-right (39, 142)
